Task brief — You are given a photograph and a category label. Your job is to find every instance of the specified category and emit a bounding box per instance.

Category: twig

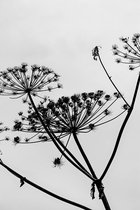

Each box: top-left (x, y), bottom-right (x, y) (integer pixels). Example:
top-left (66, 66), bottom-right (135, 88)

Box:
top-left (92, 47), bottom-right (130, 108)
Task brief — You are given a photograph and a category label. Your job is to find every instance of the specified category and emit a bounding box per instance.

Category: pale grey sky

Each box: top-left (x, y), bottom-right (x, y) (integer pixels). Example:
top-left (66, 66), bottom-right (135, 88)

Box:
top-left (0, 0), bottom-right (140, 209)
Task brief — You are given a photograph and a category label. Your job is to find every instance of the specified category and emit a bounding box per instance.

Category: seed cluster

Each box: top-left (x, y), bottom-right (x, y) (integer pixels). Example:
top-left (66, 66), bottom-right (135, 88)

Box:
top-left (12, 90), bottom-right (127, 144)
top-left (0, 63), bottom-right (62, 99)
top-left (112, 34), bottom-right (140, 70)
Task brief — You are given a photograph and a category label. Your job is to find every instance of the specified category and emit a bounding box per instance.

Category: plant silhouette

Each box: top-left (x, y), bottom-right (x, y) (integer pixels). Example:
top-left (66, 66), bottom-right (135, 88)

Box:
top-left (0, 34), bottom-right (140, 210)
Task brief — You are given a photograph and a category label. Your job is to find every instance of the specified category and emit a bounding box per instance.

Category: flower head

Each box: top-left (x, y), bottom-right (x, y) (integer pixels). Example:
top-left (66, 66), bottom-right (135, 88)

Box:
top-left (112, 33), bottom-right (140, 70)
top-left (53, 157), bottom-right (63, 168)
top-left (13, 136), bottom-right (21, 145)
top-left (92, 46), bottom-right (100, 60)
top-left (13, 90), bottom-right (127, 144)
top-left (0, 63), bottom-right (62, 100)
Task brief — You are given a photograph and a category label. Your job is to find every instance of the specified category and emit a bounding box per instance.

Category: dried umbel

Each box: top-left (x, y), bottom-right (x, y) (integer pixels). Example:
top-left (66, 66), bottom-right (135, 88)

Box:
top-left (112, 33), bottom-right (140, 70)
top-left (12, 90), bottom-right (128, 144)
top-left (53, 157), bottom-right (64, 168)
top-left (0, 63), bottom-right (62, 100)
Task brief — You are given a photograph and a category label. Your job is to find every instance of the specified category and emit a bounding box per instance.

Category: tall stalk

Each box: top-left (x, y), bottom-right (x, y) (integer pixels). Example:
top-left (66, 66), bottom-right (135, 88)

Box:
top-left (73, 132), bottom-right (111, 210)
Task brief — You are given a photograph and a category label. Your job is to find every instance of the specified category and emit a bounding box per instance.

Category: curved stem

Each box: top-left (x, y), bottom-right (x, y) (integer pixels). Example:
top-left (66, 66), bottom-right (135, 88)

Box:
top-left (28, 93), bottom-right (94, 181)
top-left (72, 132), bottom-right (111, 210)
top-left (0, 159), bottom-right (91, 210)
top-left (100, 72), bottom-right (140, 181)
top-left (97, 51), bottom-right (130, 108)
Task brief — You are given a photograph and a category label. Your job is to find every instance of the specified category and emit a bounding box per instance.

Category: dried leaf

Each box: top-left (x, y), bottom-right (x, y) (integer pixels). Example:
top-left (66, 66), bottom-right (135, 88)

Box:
top-left (90, 182), bottom-right (95, 199)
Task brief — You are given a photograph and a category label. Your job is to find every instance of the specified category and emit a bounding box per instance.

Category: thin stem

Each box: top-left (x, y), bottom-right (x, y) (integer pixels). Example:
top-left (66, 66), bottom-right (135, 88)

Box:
top-left (28, 93), bottom-right (94, 181)
top-left (100, 72), bottom-right (140, 181)
top-left (73, 131), bottom-right (97, 178)
top-left (97, 51), bottom-right (130, 108)
top-left (73, 132), bottom-right (111, 210)
top-left (95, 110), bottom-right (126, 127)
top-left (0, 160), bottom-right (92, 210)
top-left (60, 133), bottom-right (71, 160)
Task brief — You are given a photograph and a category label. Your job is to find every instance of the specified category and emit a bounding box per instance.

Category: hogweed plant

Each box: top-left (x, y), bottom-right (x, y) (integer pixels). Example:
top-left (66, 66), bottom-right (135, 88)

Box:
top-left (0, 63), bottom-right (96, 210)
top-left (13, 91), bottom-right (127, 171)
top-left (0, 34), bottom-right (140, 210)
top-left (12, 89), bottom-right (129, 208)
top-left (0, 64), bottom-right (114, 209)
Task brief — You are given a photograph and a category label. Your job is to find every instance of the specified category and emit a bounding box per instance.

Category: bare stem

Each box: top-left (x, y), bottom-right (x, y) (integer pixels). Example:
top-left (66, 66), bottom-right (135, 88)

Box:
top-left (73, 132), bottom-right (111, 210)
top-left (97, 50), bottom-right (130, 108)
top-left (0, 159), bottom-right (92, 210)
top-left (100, 72), bottom-right (140, 181)
top-left (73, 132), bottom-right (96, 178)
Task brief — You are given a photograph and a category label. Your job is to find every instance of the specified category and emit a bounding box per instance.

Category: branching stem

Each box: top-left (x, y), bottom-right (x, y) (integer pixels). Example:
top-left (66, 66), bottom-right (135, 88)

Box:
top-left (28, 93), bottom-right (94, 181)
top-left (72, 132), bottom-right (111, 210)
top-left (100, 72), bottom-right (140, 181)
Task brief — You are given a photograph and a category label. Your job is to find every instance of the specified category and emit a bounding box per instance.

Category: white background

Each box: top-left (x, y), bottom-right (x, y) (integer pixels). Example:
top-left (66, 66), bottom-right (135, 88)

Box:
top-left (0, 0), bottom-right (140, 209)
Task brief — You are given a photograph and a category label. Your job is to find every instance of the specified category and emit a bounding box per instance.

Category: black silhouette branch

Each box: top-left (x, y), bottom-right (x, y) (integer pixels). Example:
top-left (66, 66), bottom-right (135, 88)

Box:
top-left (92, 47), bottom-right (130, 108)
top-left (0, 159), bottom-right (92, 210)
top-left (73, 131), bottom-right (97, 178)
top-left (72, 132), bottom-right (111, 210)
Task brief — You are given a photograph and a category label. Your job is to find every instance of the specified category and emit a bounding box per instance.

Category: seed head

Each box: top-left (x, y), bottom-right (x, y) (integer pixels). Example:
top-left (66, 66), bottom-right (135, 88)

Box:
top-left (0, 63), bottom-right (62, 100)
top-left (113, 34), bottom-right (140, 70)
top-left (53, 157), bottom-right (63, 167)
top-left (14, 90), bottom-right (126, 144)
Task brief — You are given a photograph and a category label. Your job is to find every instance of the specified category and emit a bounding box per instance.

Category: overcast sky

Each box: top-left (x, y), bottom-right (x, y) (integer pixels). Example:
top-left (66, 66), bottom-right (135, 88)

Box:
top-left (0, 0), bottom-right (140, 210)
